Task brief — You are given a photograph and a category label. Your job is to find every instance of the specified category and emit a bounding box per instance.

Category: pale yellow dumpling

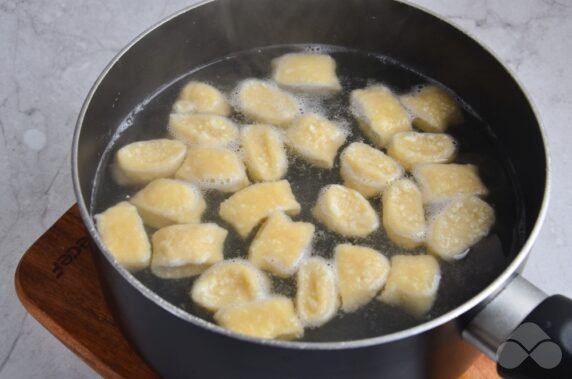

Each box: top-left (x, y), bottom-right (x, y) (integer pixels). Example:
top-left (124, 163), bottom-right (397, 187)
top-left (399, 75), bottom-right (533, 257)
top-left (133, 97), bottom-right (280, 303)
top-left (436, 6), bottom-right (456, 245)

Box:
top-left (241, 124), bottom-right (288, 182)
top-left (350, 85), bottom-right (412, 147)
top-left (150, 224), bottom-right (227, 279)
top-left (214, 297), bottom-right (303, 340)
top-left (175, 147), bottom-right (249, 192)
top-left (335, 244), bottom-right (390, 313)
top-left (249, 212), bottom-right (314, 278)
top-left (400, 85), bottom-right (463, 132)
top-left (413, 163), bottom-right (488, 204)
top-left (235, 79), bottom-right (300, 127)
top-left (427, 196), bottom-right (495, 261)
top-left (130, 178), bottom-right (206, 229)
top-left (286, 113), bottom-right (347, 169)
top-left (172, 81), bottom-right (231, 116)
top-left (312, 185), bottom-right (379, 238)
top-left (95, 202), bottom-right (151, 272)
top-left (378, 255), bottom-right (441, 318)
top-left (388, 132), bottom-right (456, 171)
top-left (296, 257), bottom-right (339, 327)
top-left (272, 53), bottom-right (341, 95)
top-left (382, 179), bottom-right (426, 249)
top-left (340, 142), bottom-right (403, 198)
top-left (112, 139), bottom-right (187, 186)
top-left (219, 180), bottom-right (301, 238)
top-left (168, 113), bottom-right (239, 147)
top-left (191, 260), bottom-right (270, 312)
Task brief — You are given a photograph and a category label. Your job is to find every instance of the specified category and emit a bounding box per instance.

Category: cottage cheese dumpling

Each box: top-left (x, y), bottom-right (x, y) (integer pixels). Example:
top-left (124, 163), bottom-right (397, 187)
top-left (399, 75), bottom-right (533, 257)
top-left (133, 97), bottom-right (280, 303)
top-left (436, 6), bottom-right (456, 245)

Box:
top-left (214, 297), bottom-right (303, 340)
top-left (191, 260), bottom-right (270, 312)
top-left (272, 53), bottom-right (342, 95)
top-left (379, 255), bottom-right (441, 317)
top-left (95, 202), bottom-right (151, 272)
top-left (219, 180), bottom-right (301, 238)
top-left (335, 244), bottom-right (390, 313)
top-left (151, 224), bottom-right (227, 279)
top-left (241, 124), bottom-right (288, 182)
top-left (350, 85), bottom-right (411, 147)
top-left (340, 142), bottom-right (403, 198)
top-left (130, 178), bottom-right (206, 229)
top-left (388, 132), bottom-right (456, 171)
top-left (235, 79), bottom-right (300, 127)
top-left (382, 179), bottom-right (426, 249)
top-left (175, 147), bottom-right (249, 192)
top-left (427, 196), bottom-right (495, 261)
top-left (168, 113), bottom-right (239, 147)
top-left (312, 185), bottom-right (379, 238)
top-left (172, 81), bottom-right (231, 116)
top-left (400, 85), bottom-right (463, 132)
top-left (286, 113), bottom-right (347, 169)
top-left (112, 139), bottom-right (187, 186)
top-left (413, 163), bottom-right (488, 204)
top-left (249, 212), bottom-right (314, 278)
top-left (296, 257), bottom-right (339, 327)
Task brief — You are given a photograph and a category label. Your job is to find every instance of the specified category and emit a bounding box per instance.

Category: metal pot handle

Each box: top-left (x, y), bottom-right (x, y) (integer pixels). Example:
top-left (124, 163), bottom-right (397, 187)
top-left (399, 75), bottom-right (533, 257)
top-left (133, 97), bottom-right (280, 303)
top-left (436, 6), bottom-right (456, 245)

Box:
top-left (463, 275), bottom-right (572, 378)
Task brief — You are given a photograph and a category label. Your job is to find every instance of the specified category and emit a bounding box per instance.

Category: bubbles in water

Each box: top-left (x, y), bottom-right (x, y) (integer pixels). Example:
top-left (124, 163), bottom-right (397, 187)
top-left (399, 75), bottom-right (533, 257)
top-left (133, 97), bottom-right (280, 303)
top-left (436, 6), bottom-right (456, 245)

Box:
top-left (302, 45), bottom-right (324, 54)
top-left (229, 82), bottom-right (243, 109)
top-left (412, 84), bottom-right (426, 94)
top-left (335, 119), bottom-right (353, 139)
top-left (225, 139), bottom-right (242, 154)
top-left (424, 201), bottom-right (449, 223)
top-left (322, 258), bottom-right (336, 272)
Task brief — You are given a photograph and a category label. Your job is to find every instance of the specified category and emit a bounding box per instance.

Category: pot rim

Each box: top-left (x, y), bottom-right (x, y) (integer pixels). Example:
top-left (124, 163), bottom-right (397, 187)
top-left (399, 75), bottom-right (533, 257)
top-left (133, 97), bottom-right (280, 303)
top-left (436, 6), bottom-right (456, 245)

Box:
top-left (71, 0), bottom-right (551, 350)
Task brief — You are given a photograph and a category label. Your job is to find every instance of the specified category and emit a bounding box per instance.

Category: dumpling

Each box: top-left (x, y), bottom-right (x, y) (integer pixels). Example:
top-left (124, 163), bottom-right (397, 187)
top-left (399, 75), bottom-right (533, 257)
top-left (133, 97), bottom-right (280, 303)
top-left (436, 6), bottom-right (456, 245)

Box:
top-left (175, 147), bottom-right (249, 192)
top-left (191, 260), bottom-right (270, 312)
top-left (382, 179), bottom-right (426, 249)
top-left (413, 163), bottom-right (488, 204)
top-left (335, 244), bottom-right (390, 313)
top-left (172, 81), bottom-right (231, 116)
top-left (296, 257), bottom-right (339, 327)
top-left (387, 132), bottom-right (456, 171)
top-left (350, 85), bottom-right (411, 147)
top-left (150, 223), bottom-right (227, 279)
top-left (340, 142), bottom-right (403, 198)
top-left (235, 79), bottom-right (300, 127)
top-left (249, 212), bottom-right (314, 277)
top-left (378, 255), bottom-right (441, 317)
top-left (286, 113), bottom-right (347, 169)
top-left (95, 201), bottom-right (151, 272)
top-left (400, 85), bottom-right (463, 133)
top-left (112, 139), bottom-right (187, 186)
top-left (312, 184), bottom-right (379, 238)
top-left (219, 180), bottom-right (301, 238)
top-left (427, 196), bottom-right (495, 261)
top-left (130, 178), bottom-right (206, 229)
top-left (214, 296), bottom-right (303, 340)
top-left (241, 124), bottom-right (288, 182)
top-left (168, 113), bottom-right (239, 147)
top-left (272, 53), bottom-right (341, 95)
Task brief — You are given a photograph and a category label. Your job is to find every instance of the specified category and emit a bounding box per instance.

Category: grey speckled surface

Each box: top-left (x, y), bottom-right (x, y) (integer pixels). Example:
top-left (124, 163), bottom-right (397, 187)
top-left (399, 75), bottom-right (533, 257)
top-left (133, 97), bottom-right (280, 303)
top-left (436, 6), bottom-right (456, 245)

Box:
top-left (1, 0), bottom-right (571, 377)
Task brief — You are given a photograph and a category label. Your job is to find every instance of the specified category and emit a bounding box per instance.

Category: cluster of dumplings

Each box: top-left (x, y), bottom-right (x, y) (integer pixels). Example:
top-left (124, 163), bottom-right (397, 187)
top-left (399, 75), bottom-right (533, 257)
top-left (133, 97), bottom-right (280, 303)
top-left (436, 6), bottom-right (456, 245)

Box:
top-left (96, 52), bottom-right (495, 341)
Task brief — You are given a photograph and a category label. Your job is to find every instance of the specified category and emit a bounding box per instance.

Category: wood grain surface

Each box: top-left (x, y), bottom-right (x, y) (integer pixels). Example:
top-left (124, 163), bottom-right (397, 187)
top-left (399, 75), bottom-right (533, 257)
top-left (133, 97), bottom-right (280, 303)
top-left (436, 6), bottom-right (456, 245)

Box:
top-left (14, 205), bottom-right (498, 378)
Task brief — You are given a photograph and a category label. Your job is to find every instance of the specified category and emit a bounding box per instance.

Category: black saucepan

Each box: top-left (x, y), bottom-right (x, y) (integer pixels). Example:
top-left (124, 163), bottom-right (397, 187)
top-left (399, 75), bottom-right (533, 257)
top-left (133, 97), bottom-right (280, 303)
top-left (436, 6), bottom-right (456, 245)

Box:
top-left (72, 0), bottom-right (571, 377)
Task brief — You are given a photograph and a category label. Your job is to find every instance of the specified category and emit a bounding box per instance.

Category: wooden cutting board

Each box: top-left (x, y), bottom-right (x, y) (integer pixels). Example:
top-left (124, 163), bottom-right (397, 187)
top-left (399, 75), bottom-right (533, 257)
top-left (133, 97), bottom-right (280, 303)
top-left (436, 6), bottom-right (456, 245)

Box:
top-left (14, 205), bottom-right (498, 379)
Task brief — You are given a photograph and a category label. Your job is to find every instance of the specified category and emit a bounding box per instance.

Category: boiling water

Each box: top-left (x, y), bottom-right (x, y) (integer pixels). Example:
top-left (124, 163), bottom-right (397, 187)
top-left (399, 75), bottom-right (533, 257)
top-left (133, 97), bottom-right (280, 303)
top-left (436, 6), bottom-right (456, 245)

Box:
top-left (91, 44), bottom-right (525, 342)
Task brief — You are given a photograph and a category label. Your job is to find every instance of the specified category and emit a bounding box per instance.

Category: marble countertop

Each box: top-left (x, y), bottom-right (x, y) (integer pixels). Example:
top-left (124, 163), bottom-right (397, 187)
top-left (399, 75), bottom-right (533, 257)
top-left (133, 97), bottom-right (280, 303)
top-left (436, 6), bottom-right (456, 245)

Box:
top-left (1, 0), bottom-right (571, 377)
